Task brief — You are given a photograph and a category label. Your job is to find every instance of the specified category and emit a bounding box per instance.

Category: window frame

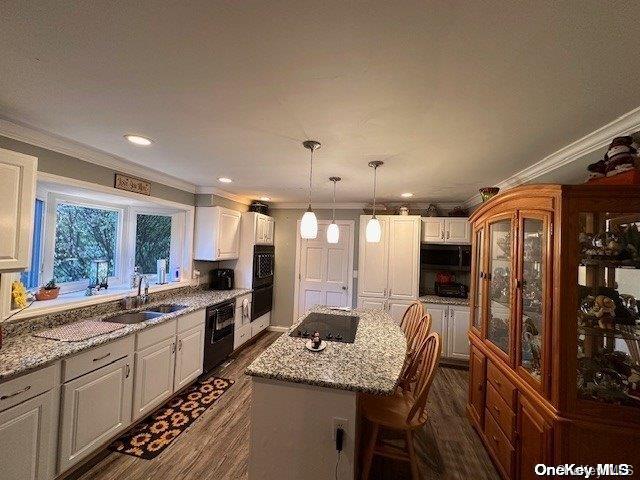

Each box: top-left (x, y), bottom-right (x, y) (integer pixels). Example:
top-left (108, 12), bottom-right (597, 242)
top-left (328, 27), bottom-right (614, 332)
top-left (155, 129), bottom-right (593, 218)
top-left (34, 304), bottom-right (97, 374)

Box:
top-left (42, 192), bottom-right (128, 293)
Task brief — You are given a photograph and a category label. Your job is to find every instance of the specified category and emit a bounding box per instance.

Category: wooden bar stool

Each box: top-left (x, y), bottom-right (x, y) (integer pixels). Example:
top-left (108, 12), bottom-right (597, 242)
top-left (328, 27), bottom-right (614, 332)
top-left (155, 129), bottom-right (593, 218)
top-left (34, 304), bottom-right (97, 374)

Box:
top-left (397, 313), bottom-right (431, 392)
top-left (400, 301), bottom-right (423, 337)
top-left (360, 332), bottom-right (442, 480)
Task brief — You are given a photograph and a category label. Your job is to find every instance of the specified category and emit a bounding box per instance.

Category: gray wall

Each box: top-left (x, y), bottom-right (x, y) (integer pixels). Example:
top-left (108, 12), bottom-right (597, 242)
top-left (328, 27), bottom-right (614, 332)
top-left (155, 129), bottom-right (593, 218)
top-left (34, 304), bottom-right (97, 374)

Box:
top-left (270, 209), bottom-right (362, 327)
top-left (0, 135), bottom-right (195, 206)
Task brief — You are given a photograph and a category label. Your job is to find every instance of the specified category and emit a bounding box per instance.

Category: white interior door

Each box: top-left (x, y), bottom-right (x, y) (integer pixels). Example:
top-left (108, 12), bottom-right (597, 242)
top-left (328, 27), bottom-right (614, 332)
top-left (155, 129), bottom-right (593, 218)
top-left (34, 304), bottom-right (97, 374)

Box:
top-left (296, 221), bottom-right (354, 318)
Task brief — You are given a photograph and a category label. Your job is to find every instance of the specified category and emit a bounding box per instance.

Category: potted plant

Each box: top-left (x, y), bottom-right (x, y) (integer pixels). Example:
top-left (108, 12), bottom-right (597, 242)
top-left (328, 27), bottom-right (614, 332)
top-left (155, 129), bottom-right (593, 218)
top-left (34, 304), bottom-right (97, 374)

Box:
top-left (36, 279), bottom-right (60, 301)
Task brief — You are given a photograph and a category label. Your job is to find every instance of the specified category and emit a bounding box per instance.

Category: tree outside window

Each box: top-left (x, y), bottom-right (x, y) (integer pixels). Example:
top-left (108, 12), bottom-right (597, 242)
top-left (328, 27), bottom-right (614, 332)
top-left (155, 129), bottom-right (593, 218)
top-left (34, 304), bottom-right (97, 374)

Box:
top-left (135, 214), bottom-right (172, 274)
top-left (53, 204), bottom-right (118, 283)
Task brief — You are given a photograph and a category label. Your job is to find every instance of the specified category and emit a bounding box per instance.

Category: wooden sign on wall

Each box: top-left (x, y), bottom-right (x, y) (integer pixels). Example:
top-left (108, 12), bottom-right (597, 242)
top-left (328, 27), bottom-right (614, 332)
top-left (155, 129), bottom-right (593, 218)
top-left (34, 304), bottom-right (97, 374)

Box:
top-left (114, 173), bottom-right (151, 196)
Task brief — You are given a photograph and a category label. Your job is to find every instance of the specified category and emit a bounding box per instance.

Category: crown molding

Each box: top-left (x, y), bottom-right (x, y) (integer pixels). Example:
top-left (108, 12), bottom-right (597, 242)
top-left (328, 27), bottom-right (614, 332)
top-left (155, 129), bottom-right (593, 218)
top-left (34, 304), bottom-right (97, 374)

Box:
top-left (464, 106), bottom-right (640, 208)
top-left (270, 202), bottom-right (367, 210)
top-left (0, 117), bottom-right (197, 193)
top-left (195, 185), bottom-right (252, 205)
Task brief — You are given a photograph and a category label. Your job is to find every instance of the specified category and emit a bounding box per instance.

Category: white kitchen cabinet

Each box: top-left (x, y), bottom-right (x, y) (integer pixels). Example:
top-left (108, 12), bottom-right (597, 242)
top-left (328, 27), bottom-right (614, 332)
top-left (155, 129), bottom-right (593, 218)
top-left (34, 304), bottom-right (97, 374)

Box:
top-left (421, 217), bottom-right (471, 244)
top-left (234, 323), bottom-right (252, 350)
top-left (132, 337), bottom-right (176, 421)
top-left (358, 215), bottom-right (420, 312)
top-left (59, 355), bottom-right (133, 472)
top-left (174, 324), bottom-right (205, 390)
top-left (194, 206), bottom-right (241, 260)
top-left (255, 213), bottom-right (274, 245)
top-left (423, 302), bottom-right (470, 361)
top-left (235, 294), bottom-right (252, 330)
top-left (387, 299), bottom-right (416, 324)
top-left (0, 148), bottom-right (37, 272)
top-left (251, 312), bottom-right (270, 337)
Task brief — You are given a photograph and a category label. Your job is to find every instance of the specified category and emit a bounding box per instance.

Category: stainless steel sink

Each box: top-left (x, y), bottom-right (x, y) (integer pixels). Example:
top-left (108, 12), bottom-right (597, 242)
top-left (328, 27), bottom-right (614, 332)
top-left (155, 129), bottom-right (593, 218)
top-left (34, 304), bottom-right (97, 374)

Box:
top-left (144, 304), bottom-right (187, 314)
top-left (104, 311), bottom-right (164, 324)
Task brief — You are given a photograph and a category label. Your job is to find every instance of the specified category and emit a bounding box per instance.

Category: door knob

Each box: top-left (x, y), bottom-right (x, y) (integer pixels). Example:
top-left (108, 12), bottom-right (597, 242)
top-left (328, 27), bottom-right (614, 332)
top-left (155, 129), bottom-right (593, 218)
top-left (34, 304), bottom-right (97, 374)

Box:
top-left (342, 286), bottom-right (347, 291)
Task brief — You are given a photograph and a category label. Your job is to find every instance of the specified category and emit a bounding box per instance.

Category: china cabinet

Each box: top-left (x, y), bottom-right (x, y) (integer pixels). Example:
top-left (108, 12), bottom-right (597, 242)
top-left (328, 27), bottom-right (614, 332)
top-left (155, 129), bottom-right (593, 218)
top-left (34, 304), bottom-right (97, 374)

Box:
top-left (468, 184), bottom-right (640, 479)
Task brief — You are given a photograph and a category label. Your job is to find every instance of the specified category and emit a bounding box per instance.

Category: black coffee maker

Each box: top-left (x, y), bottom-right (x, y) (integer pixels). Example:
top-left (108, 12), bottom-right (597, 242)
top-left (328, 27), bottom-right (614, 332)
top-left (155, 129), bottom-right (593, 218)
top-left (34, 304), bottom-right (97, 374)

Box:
top-left (210, 268), bottom-right (235, 290)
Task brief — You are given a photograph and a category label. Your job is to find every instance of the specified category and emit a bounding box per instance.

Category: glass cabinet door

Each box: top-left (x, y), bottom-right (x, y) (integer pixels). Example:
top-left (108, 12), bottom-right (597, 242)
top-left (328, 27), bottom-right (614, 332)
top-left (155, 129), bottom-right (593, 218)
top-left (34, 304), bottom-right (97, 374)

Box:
top-left (517, 214), bottom-right (549, 385)
top-left (487, 217), bottom-right (513, 356)
top-left (577, 212), bottom-right (640, 408)
top-left (471, 227), bottom-right (485, 332)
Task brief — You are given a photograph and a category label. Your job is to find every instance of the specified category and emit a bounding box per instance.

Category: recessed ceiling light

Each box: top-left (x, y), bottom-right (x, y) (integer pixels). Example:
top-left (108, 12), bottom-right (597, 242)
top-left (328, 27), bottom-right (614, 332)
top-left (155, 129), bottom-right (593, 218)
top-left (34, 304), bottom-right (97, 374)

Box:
top-left (259, 197), bottom-right (271, 202)
top-left (218, 177), bottom-right (233, 183)
top-left (124, 134), bottom-right (153, 146)
top-left (401, 192), bottom-right (414, 198)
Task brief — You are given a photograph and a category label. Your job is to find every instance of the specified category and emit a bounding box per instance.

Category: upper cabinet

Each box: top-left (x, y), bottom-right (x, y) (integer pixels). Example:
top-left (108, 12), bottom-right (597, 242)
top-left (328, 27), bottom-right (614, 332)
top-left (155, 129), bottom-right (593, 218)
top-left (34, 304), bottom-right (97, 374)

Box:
top-left (0, 148), bottom-right (37, 272)
top-left (253, 213), bottom-right (275, 245)
top-left (421, 217), bottom-right (471, 244)
top-left (194, 206), bottom-right (241, 260)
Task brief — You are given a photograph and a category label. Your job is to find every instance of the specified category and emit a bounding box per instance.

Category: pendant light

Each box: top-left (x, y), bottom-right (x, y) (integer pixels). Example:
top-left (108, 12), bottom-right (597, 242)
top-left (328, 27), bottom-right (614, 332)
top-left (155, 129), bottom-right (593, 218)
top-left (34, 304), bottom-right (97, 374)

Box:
top-left (327, 176), bottom-right (341, 244)
top-left (366, 161), bottom-right (384, 243)
top-left (300, 140), bottom-right (321, 239)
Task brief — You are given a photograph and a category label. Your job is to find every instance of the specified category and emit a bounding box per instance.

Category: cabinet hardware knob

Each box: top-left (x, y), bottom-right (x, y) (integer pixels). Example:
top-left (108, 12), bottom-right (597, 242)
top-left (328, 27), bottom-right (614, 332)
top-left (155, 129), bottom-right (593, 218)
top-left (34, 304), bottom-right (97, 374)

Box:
top-left (125, 364), bottom-right (131, 378)
top-left (492, 435), bottom-right (499, 443)
top-left (178, 340), bottom-right (183, 351)
top-left (92, 352), bottom-right (111, 362)
top-left (0, 385), bottom-right (31, 400)
top-left (172, 343), bottom-right (176, 353)
top-left (493, 405), bottom-right (499, 412)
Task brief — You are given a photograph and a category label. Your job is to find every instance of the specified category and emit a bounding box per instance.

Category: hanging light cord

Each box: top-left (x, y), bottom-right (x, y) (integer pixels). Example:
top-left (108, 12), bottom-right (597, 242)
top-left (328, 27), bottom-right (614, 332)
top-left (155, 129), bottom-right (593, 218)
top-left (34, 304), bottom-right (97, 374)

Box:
top-left (372, 164), bottom-right (378, 218)
top-left (331, 179), bottom-right (337, 222)
top-left (308, 148), bottom-right (314, 209)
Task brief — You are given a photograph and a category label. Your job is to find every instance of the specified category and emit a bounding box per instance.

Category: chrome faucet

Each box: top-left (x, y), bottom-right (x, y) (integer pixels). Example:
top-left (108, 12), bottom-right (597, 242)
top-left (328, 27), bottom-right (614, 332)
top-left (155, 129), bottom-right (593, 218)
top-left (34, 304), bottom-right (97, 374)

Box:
top-left (136, 274), bottom-right (150, 306)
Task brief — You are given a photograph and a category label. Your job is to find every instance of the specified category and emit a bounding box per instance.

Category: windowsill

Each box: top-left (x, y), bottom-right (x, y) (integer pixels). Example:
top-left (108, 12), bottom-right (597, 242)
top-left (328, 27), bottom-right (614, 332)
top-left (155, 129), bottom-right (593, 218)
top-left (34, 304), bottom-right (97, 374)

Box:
top-left (5, 280), bottom-right (196, 322)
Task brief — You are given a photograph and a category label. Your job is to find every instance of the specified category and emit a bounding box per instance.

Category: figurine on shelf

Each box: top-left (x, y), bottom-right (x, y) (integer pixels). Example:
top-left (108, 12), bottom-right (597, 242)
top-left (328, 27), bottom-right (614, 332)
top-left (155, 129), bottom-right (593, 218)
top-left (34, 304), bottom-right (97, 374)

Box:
top-left (605, 136), bottom-right (638, 177)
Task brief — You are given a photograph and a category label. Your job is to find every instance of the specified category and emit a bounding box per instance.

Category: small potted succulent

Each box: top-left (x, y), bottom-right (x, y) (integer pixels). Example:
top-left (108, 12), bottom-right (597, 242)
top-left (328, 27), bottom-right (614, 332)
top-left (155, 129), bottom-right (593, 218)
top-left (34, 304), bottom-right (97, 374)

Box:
top-left (36, 279), bottom-right (60, 301)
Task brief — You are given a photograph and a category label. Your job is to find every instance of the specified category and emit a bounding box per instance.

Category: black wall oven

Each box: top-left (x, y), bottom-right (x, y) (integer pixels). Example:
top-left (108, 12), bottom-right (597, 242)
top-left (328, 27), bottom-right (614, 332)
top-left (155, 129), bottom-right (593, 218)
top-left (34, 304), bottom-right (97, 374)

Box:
top-left (420, 243), bottom-right (471, 271)
top-left (203, 300), bottom-right (235, 372)
top-left (252, 245), bottom-right (274, 321)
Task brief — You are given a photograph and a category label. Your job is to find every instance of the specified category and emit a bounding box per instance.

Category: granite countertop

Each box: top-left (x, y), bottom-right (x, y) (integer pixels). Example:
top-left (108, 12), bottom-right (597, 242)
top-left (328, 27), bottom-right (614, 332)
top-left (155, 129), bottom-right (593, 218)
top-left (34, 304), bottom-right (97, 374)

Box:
top-left (0, 288), bottom-right (251, 381)
top-left (419, 294), bottom-right (469, 307)
top-left (245, 306), bottom-right (406, 395)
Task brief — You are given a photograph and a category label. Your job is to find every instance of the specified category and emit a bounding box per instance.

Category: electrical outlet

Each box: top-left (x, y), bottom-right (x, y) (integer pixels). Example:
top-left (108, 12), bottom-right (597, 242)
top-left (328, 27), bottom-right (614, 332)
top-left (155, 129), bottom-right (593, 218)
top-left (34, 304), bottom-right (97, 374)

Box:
top-left (333, 417), bottom-right (348, 440)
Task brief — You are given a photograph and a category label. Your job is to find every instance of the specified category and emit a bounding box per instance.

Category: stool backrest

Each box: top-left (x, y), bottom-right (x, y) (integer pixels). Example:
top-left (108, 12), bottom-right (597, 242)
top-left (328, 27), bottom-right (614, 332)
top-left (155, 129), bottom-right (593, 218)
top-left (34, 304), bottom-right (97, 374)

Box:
top-left (407, 332), bottom-right (441, 425)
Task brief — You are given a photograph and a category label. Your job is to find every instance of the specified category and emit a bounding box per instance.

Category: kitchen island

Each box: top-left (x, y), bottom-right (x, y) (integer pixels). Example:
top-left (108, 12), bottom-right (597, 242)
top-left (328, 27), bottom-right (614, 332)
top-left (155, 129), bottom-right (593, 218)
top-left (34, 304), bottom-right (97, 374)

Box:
top-left (245, 306), bottom-right (406, 480)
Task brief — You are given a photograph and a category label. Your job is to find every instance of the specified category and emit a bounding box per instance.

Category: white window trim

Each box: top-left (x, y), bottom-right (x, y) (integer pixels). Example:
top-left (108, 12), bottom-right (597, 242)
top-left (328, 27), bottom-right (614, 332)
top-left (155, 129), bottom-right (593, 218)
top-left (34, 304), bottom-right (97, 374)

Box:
top-left (42, 192), bottom-right (128, 293)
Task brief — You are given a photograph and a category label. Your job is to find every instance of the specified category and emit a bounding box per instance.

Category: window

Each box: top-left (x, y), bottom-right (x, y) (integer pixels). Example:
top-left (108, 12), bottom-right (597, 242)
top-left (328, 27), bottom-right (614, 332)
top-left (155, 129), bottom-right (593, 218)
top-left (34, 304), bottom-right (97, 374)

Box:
top-left (135, 214), bottom-right (172, 274)
top-left (53, 203), bottom-right (120, 283)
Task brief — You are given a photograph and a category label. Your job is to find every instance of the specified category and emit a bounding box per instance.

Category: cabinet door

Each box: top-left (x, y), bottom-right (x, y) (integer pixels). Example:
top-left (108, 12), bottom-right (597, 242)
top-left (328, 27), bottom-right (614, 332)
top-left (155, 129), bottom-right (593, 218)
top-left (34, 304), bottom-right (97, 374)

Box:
top-left (0, 148), bottom-right (37, 271)
top-left (423, 303), bottom-right (448, 354)
top-left (448, 306), bottom-right (470, 360)
top-left (59, 356), bottom-right (133, 472)
top-left (421, 218), bottom-right (445, 243)
top-left (445, 218), bottom-right (471, 244)
top-left (255, 215), bottom-right (266, 243)
top-left (132, 337), bottom-right (175, 421)
top-left (264, 217), bottom-right (274, 244)
top-left (358, 295), bottom-right (386, 311)
top-left (470, 226), bottom-right (486, 334)
top-left (217, 209), bottom-right (241, 259)
top-left (388, 216), bottom-right (420, 300)
top-left (468, 345), bottom-right (486, 426)
top-left (486, 216), bottom-right (514, 360)
top-left (358, 216), bottom-right (389, 297)
top-left (0, 390), bottom-right (54, 480)
top-left (387, 299), bottom-right (415, 324)
top-left (175, 324), bottom-right (205, 391)
top-left (519, 396), bottom-right (552, 480)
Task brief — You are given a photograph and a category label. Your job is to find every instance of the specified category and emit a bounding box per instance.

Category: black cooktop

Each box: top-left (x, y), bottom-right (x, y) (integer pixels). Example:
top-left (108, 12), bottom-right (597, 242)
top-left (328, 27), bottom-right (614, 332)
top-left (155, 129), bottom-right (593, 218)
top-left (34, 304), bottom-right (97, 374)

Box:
top-left (290, 312), bottom-right (359, 343)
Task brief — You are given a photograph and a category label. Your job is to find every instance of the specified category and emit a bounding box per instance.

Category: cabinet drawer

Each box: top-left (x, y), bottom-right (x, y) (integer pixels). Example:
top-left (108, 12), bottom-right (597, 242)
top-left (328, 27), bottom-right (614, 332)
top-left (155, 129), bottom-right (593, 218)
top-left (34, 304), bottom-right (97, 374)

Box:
top-left (487, 360), bottom-right (517, 409)
top-left (177, 309), bottom-right (205, 333)
top-left (63, 336), bottom-right (134, 382)
top-left (484, 409), bottom-right (514, 477)
top-left (486, 382), bottom-right (515, 443)
top-left (0, 363), bottom-right (58, 412)
top-left (136, 319), bottom-right (176, 350)
top-left (251, 313), bottom-right (270, 337)
top-left (234, 322), bottom-right (252, 350)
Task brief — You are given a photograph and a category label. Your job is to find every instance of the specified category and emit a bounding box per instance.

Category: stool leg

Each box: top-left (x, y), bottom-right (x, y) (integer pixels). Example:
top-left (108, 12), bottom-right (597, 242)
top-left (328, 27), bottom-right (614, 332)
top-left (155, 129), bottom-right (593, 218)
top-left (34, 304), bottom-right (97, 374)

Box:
top-left (361, 422), bottom-right (379, 480)
top-left (406, 430), bottom-right (420, 480)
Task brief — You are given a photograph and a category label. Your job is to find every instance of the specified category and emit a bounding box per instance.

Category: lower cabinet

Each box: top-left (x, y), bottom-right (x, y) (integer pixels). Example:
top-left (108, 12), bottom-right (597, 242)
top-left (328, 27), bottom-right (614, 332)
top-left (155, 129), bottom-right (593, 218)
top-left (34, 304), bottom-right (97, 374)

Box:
top-left (58, 355), bottom-right (133, 472)
top-left (468, 345), bottom-right (486, 425)
top-left (387, 299), bottom-right (416, 323)
top-left (174, 324), bottom-right (205, 390)
top-left (234, 295), bottom-right (252, 350)
top-left (132, 337), bottom-right (176, 420)
top-left (0, 390), bottom-right (57, 480)
top-left (518, 396), bottom-right (552, 480)
top-left (251, 312), bottom-right (270, 337)
top-left (357, 295), bottom-right (386, 311)
top-left (423, 302), bottom-right (470, 361)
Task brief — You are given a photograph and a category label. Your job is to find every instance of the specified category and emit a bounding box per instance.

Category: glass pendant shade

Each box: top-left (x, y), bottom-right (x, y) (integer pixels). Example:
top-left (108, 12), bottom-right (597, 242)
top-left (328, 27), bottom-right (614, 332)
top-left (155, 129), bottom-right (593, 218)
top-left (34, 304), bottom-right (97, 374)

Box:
top-left (300, 210), bottom-right (318, 239)
top-left (326, 222), bottom-right (340, 244)
top-left (366, 216), bottom-right (382, 243)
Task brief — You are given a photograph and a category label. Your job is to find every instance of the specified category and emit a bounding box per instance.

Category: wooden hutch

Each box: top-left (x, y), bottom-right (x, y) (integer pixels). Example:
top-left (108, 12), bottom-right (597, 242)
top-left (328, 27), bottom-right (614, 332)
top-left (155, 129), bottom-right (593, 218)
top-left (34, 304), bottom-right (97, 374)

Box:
top-left (467, 184), bottom-right (640, 479)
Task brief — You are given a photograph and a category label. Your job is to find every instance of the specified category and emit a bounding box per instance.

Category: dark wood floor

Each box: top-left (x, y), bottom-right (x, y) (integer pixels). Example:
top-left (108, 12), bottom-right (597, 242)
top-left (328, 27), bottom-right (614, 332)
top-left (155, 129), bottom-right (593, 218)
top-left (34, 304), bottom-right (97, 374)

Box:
top-left (76, 332), bottom-right (498, 480)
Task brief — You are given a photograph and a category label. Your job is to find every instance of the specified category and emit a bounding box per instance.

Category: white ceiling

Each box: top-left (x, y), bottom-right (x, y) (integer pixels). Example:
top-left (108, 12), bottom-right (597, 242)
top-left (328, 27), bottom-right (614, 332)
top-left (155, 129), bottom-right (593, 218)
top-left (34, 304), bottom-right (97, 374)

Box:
top-left (1, 1), bottom-right (640, 203)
